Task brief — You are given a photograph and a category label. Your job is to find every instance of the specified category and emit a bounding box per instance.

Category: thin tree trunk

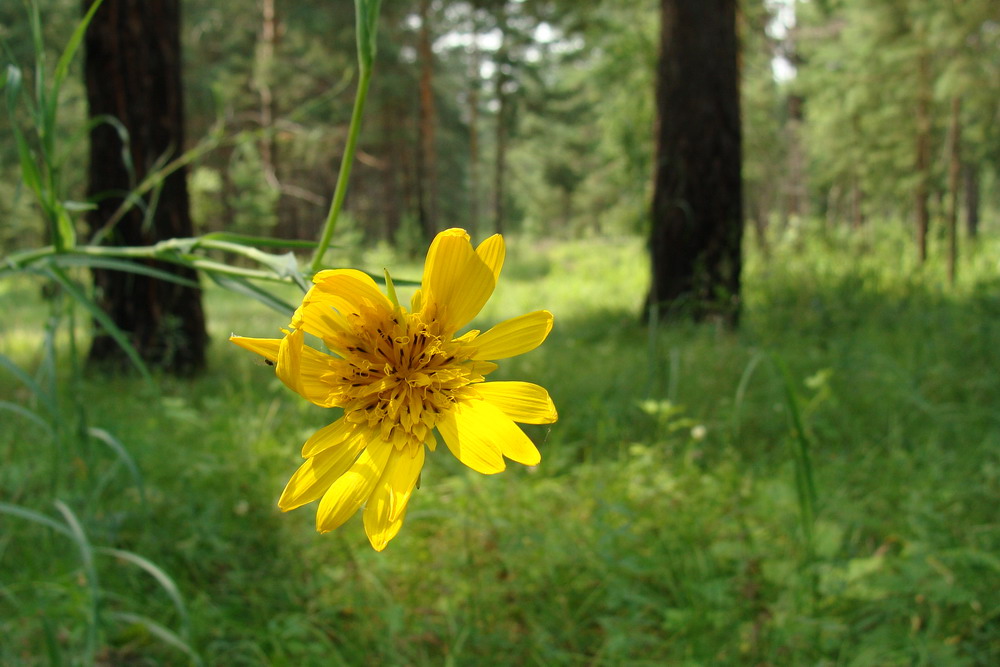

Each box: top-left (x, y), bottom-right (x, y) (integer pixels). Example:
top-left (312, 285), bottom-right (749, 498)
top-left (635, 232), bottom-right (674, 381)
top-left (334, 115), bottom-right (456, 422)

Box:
top-left (83, 0), bottom-right (207, 374)
top-left (946, 96), bottom-right (961, 284)
top-left (257, 0), bottom-right (277, 188)
top-left (467, 29), bottom-right (481, 235)
top-left (646, 0), bottom-right (743, 326)
top-left (492, 8), bottom-right (509, 236)
top-left (914, 51), bottom-right (932, 265)
top-left (964, 162), bottom-right (979, 239)
top-left (785, 93), bottom-right (806, 223)
top-left (851, 175), bottom-right (864, 229)
top-left (416, 0), bottom-right (438, 240)
top-left (493, 82), bottom-right (508, 236)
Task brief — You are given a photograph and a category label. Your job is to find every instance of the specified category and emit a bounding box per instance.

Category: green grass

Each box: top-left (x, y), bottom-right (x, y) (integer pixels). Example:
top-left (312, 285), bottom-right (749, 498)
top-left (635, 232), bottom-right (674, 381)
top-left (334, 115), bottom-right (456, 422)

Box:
top-left (1, 224), bottom-right (999, 665)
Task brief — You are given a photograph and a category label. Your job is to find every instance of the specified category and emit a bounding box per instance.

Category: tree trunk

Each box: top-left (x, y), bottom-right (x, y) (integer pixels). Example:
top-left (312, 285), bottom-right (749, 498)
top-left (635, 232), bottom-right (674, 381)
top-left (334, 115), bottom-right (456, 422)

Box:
top-left (785, 93), bottom-right (807, 225)
top-left (467, 27), bottom-right (482, 235)
top-left (914, 51), bottom-right (931, 265)
top-left (493, 80), bottom-right (508, 236)
top-left (257, 0), bottom-right (278, 188)
top-left (964, 162), bottom-right (979, 239)
top-left (83, 0), bottom-right (207, 374)
top-left (646, 0), bottom-right (743, 327)
top-left (492, 7), bottom-right (510, 236)
top-left (850, 175), bottom-right (865, 229)
top-left (946, 96), bottom-right (960, 284)
top-left (416, 0), bottom-right (438, 240)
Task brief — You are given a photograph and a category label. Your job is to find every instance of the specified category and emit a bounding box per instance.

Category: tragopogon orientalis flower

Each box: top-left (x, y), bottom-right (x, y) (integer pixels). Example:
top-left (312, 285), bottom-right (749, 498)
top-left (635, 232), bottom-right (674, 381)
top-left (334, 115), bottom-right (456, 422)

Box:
top-left (231, 229), bottom-right (556, 550)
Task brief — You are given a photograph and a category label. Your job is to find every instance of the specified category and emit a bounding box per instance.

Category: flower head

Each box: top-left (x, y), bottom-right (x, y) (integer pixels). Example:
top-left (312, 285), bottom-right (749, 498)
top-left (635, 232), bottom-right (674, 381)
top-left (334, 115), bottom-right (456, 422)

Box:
top-left (231, 228), bottom-right (556, 550)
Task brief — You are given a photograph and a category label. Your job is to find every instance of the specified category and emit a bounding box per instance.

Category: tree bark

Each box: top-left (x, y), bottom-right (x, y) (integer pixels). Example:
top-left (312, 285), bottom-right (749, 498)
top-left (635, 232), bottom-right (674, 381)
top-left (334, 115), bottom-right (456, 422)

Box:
top-left (646, 0), bottom-right (743, 326)
top-left (83, 0), bottom-right (207, 374)
top-left (946, 96), bottom-right (960, 284)
top-left (416, 0), bottom-right (438, 240)
top-left (964, 162), bottom-right (979, 239)
top-left (492, 6), bottom-right (510, 236)
top-left (467, 26), bottom-right (482, 235)
top-left (914, 51), bottom-right (932, 265)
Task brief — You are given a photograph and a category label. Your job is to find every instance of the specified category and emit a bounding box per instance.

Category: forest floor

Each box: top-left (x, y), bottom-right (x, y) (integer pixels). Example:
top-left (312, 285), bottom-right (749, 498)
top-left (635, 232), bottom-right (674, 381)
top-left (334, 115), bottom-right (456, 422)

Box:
top-left (2, 222), bottom-right (999, 665)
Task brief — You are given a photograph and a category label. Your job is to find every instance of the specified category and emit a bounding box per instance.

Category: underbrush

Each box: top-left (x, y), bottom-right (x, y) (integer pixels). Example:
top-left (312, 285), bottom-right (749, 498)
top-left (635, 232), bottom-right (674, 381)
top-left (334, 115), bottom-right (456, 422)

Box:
top-left (2, 226), bottom-right (998, 664)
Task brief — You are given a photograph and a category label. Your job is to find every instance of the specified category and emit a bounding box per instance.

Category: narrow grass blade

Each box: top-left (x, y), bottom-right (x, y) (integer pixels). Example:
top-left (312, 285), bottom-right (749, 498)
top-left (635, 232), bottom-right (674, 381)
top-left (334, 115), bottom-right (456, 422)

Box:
top-left (96, 547), bottom-right (191, 640)
top-left (0, 401), bottom-right (55, 437)
top-left (105, 611), bottom-right (202, 665)
top-left (200, 232), bottom-right (318, 249)
top-left (0, 353), bottom-right (56, 417)
top-left (46, 266), bottom-right (153, 383)
top-left (50, 255), bottom-right (201, 289)
top-left (770, 353), bottom-right (818, 551)
top-left (207, 272), bottom-right (296, 317)
top-left (53, 500), bottom-right (100, 660)
top-left (731, 352), bottom-right (764, 441)
top-left (0, 502), bottom-right (73, 539)
top-left (87, 427), bottom-right (147, 510)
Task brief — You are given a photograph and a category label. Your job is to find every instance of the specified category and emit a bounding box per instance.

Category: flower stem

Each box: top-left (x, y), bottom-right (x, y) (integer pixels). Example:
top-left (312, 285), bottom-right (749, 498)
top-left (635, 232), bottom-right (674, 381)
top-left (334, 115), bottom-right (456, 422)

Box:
top-left (310, 53), bottom-right (375, 273)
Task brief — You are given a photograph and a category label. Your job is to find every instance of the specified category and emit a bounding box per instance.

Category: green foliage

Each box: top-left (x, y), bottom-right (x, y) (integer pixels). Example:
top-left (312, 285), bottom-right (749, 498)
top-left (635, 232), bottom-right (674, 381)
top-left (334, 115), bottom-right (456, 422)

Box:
top-left (4, 228), bottom-right (1000, 663)
top-left (797, 0), bottom-right (1000, 219)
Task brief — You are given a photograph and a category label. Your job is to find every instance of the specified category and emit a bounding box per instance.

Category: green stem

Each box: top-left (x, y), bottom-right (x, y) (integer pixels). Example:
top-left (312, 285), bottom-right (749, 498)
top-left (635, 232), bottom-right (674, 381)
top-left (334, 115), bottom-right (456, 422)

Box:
top-left (310, 64), bottom-right (373, 274)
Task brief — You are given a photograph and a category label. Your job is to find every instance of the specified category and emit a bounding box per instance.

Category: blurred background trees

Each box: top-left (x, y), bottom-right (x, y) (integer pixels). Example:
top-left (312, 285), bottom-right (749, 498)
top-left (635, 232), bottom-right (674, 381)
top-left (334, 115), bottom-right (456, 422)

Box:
top-left (2, 0), bottom-right (998, 270)
top-left (82, 0), bottom-right (207, 373)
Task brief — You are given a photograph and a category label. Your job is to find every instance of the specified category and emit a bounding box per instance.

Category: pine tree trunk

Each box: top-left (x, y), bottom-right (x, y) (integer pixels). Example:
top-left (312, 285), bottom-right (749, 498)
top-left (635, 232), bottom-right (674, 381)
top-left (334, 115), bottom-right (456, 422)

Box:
top-left (257, 0), bottom-right (278, 188)
top-left (646, 0), bottom-right (743, 326)
top-left (914, 51), bottom-right (932, 265)
top-left (416, 0), bottom-right (438, 240)
top-left (964, 163), bottom-right (979, 239)
top-left (492, 8), bottom-right (510, 236)
top-left (467, 33), bottom-right (481, 235)
top-left (946, 96), bottom-right (961, 284)
top-left (851, 176), bottom-right (865, 229)
top-left (493, 83), bottom-right (508, 236)
top-left (83, 0), bottom-right (207, 374)
top-left (785, 93), bottom-right (807, 224)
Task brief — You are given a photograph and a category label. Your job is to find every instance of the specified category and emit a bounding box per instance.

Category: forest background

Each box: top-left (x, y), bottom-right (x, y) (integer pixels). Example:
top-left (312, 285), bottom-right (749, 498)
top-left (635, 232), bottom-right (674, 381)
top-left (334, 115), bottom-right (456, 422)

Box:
top-left (1, 0), bottom-right (999, 664)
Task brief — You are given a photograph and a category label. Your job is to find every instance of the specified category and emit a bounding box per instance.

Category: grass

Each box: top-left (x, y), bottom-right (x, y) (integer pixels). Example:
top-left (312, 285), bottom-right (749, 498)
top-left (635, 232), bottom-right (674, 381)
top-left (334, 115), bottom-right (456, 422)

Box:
top-left (1, 223), bottom-right (999, 665)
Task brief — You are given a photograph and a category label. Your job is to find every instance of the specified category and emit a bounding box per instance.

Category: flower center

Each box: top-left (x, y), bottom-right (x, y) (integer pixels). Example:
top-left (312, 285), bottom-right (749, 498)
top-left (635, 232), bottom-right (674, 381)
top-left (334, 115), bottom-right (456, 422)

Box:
top-left (328, 305), bottom-right (478, 450)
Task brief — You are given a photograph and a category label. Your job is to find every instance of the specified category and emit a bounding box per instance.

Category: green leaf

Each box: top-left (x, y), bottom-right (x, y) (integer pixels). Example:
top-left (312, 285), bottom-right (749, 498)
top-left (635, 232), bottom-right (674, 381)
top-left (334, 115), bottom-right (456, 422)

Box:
top-left (54, 206), bottom-right (77, 250)
top-left (207, 273), bottom-right (296, 317)
top-left (95, 547), bottom-right (191, 641)
top-left (0, 502), bottom-right (73, 539)
top-left (53, 0), bottom-right (106, 97)
top-left (105, 611), bottom-right (202, 665)
top-left (45, 266), bottom-right (153, 383)
top-left (200, 231), bottom-right (319, 249)
top-left (88, 427), bottom-right (147, 511)
top-left (49, 255), bottom-right (201, 289)
top-left (0, 353), bottom-right (56, 416)
top-left (0, 401), bottom-right (55, 438)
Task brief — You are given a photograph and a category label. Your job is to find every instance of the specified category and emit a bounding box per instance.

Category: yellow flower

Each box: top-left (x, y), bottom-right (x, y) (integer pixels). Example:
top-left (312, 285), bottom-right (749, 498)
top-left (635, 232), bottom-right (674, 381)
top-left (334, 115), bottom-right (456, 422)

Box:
top-left (231, 228), bottom-right (557, 551)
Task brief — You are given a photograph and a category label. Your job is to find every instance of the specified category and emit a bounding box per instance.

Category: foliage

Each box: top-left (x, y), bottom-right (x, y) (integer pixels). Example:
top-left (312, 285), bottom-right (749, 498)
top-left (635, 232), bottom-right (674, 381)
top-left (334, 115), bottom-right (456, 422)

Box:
top-left (2, 0), bottom-right (999, 662)
top-left (4, 229), bottom-right (1000, 663)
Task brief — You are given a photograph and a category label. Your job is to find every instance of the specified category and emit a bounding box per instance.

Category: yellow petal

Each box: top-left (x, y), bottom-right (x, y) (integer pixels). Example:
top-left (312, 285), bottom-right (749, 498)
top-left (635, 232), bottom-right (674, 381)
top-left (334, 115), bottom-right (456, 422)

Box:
top-left (476, 381), bottom-right (558, 424)
top-left (437, 400), bottom-right (508, 473)
top-left (279, 427), bottom-right (367, 511)
top-left (315, 438), bottom-right (393, 533)
top-left (422, 228), bottom-right (497, 333)
top-left (362, 446), bottom-right (425, 551)
top-left (301, 416), bottom-right (358, 457)
top-left (475, 234), bottom-right (505, 283)
top-left (292, 269), bottom-right (391, 337)
top-left (458, 398), bottom-right (541, 466)
top-left (229, 336), bottom-right (280, 363)
top-left (471, 310), bottom-right (553, 360)
top-left (276, 328), bottom-right (339, 407)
